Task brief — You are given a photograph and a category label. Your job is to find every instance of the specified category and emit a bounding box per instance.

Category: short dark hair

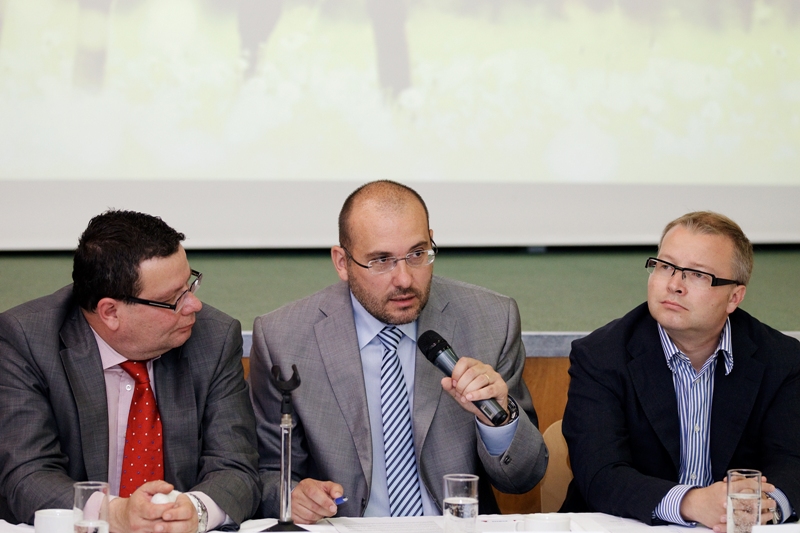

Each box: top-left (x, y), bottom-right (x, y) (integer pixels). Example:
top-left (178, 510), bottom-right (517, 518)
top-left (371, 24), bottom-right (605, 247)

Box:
top-left (660, 211), bottom-right (753, 285)
top-left (72, 210), bottom-right (185, 311)
top-left (338, 180), bottom-right (430, 249)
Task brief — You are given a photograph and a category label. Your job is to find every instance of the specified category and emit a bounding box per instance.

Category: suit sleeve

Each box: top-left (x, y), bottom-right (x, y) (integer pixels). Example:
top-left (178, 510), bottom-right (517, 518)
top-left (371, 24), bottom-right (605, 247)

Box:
top-left (475, 298), bottom-right (548, 494)
top-left (250, 315), bottom-right (311, 518)
top-left (562, 340), bottom-right (677, 523)
top-left (184, 318), bottom-right (261, 525)
top-left (758, 340), bottom-right (800, 514)
top-left (0, 314), bottom-right (77, 524)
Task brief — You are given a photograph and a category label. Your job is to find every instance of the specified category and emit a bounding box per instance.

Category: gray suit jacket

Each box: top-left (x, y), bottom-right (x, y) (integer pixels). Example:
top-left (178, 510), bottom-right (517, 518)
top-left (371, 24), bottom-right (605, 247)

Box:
top-left (250, 276), bottom-right (547, 518)
top-left (0, 285), bottom-right (261, 525)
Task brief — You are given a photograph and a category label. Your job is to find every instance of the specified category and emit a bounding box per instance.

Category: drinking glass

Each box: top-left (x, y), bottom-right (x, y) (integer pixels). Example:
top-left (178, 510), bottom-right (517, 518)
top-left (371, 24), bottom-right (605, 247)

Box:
top-left (727, 469), bottom-right (761, 533)
top-left (443, 474), bottom-right (479, 533)
top-left (73, 481), bottom-right (110, 533)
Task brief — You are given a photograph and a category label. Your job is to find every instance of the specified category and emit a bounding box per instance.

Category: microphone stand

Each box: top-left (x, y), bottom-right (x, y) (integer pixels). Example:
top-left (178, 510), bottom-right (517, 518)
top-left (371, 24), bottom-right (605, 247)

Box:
top-left (263, 365), bottom-right (307, 532)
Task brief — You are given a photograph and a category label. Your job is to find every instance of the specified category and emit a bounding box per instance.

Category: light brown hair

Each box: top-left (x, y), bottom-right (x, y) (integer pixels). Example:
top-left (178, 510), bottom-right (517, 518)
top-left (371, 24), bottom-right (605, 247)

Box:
top-left (660, 211), bottom-right (753, 285)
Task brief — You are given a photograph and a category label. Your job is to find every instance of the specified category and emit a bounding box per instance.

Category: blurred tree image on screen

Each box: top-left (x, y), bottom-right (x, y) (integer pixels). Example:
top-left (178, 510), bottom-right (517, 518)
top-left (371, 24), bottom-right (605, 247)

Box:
top-left (0, 0), bottom-right (797, 184)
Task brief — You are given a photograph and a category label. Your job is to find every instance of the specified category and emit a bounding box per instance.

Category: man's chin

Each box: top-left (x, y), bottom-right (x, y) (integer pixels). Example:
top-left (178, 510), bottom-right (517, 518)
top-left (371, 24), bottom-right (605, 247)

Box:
top-left (383, 304), bottom-right (423, 325)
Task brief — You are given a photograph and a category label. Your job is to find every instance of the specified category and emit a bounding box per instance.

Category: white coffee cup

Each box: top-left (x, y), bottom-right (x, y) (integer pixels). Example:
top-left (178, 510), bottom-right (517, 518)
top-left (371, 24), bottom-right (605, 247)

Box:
top-left (34, 508), bottom-right (74, 533)
top-left (518, 513), bottom-right (572, 532)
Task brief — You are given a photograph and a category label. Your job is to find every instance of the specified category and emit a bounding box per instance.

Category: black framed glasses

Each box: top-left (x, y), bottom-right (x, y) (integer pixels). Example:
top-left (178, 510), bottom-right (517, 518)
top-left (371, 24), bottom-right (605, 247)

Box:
top-left (343, 241), bottom-right (438, 275)
top-left (125, 269), bottom-right (202, 312)
top-left (645, 258), bottom-right (740, 288)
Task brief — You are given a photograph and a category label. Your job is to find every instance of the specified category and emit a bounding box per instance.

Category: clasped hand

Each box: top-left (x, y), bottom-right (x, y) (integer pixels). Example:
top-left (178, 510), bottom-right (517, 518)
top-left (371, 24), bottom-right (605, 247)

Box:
top-left (108, 481), bottom-right (198, 533)
top-left (680, 476), bottom-right (778, 532)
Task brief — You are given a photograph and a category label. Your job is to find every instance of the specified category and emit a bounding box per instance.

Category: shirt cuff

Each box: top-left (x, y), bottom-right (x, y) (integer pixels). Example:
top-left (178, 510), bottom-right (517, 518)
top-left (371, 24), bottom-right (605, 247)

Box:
top-left (475, 415), bottom-right (519, 456)
top-left (768, 488), bottom-right (794, 524)
top-left (188, 491), bottom-right (231, 530)
top-left (653, 484), bottom-right (697, 527)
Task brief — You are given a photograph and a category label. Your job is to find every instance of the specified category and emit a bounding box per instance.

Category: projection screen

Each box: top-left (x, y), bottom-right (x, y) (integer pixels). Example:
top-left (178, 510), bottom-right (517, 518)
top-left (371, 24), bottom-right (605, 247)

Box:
top-left (1, 0), bottom-right (799, 250)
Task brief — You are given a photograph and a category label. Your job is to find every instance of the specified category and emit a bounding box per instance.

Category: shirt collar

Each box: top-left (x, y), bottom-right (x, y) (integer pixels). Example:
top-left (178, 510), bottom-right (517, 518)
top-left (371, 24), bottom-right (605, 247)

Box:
top-left (658, 317), bottom-right (733, 375)
top-left (350, 291), bottom-right (418, 349)
top-left (89, 326), bottom-right (160, 370)
top-left (90, 327), bottom-right (130, 370)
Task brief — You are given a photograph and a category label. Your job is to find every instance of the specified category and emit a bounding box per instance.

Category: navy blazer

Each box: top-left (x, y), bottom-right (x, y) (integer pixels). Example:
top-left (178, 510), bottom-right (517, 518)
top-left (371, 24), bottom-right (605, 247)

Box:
top-left (561, 303), bottom-right (800, 524)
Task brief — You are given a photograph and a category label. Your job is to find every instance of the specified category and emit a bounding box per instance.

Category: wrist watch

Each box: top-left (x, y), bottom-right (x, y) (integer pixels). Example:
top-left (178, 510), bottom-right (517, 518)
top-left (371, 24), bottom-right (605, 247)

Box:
top-left (502, 396), bottom-right (520, 426)
top-left (771, 501), bottom-right (782, 525)
top-left (185, 493), bottom-right (208, 533)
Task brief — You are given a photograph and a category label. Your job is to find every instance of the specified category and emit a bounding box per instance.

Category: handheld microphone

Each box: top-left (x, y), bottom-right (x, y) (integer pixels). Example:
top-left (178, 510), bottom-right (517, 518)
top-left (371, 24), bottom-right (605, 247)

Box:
top-left (418, 330), bottom-right (508, 426)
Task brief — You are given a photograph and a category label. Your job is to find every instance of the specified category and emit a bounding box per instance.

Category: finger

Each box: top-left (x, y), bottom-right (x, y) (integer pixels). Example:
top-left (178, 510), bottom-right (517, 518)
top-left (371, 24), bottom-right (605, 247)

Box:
top-left (451, 361), bottom-right (493, 394)
top-left (140, 480), bottom-right (174, 495)
top-left (133, 496), bottom-right (175, 521)
top-left (292, 497), bottom-right (330, 525)
top-left (153, 518), bottom-right (196, 533)
top-left (321, 481), bottom-right (345, 500)
top-left (459, 369), bottom-right (494, 396)
top-left (292, 483), bottom-right (337, 521)
top-left (162, 497), bottom-right (195, 521)
top-left (441, 376), bottom-right (454, 392)
top-left (450, 357), bottom-right (480, 381)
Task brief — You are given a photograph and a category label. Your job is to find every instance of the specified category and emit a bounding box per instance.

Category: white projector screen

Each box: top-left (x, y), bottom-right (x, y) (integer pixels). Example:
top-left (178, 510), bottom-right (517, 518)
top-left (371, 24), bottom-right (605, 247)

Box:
top-left (1, 0), bottom-right (799, 250)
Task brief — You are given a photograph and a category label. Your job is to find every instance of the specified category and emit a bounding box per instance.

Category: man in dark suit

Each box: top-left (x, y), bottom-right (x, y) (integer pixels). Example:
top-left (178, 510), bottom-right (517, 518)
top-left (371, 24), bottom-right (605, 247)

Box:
top-left (562, 211), bottom-right (800, 529)
top-left (0, 211), bottom-right (260, 533)
top-left (250, 180), bottom-right (547, 524)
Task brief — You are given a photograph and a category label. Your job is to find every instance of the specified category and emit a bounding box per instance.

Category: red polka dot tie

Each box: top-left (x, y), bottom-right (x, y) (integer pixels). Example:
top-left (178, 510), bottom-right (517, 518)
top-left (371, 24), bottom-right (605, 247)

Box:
top-left (119, 360), bottom-right (164, 498)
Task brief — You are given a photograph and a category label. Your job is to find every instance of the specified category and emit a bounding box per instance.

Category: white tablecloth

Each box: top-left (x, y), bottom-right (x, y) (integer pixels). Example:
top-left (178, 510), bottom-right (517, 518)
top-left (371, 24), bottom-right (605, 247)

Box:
top-left (6, 513), bottom-right (799, 533)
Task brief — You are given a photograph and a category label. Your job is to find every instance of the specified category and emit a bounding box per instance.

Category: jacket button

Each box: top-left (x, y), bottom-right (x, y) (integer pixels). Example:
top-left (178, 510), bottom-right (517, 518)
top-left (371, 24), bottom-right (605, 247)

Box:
top-left (503, 455), bottom-right (512, 465)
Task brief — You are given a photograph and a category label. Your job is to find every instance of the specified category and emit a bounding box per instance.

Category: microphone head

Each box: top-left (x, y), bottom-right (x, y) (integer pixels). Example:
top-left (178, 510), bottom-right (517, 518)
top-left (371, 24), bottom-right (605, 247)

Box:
top-left (418, 330), bottom-right (451, 363)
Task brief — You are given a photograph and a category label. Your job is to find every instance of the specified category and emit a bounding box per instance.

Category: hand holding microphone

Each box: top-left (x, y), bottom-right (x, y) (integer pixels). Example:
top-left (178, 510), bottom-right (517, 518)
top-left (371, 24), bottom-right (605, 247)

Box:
top-left (418, 330), bottom-right (509, 426)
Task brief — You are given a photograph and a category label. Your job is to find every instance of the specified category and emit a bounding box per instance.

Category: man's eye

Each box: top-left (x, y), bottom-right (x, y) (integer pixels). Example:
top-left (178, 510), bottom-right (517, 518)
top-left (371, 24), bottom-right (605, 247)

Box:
top-left (373, 257), bottom-right (390, 264)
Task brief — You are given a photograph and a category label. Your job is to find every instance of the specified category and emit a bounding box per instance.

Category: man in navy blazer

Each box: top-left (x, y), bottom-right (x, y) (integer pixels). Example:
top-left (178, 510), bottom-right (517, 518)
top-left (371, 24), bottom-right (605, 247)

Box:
top-left (0, 211), bottom-right (259, 533)
top-left (562, 211), bottom-right (800, 528)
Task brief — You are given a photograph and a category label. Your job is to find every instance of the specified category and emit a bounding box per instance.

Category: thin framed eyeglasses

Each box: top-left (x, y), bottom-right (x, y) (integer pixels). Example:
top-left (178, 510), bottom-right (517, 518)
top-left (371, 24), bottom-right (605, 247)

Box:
top-left (125, 269), bottom-right (202, 312)
top-left (645, 257), bottom-right (740, 288)
top-left (343, 241), bottom-right (438, 275)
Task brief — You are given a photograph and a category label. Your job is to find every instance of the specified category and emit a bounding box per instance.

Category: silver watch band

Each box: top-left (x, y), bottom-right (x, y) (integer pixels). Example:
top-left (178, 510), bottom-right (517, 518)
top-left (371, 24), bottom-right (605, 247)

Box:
top-left (185, 493), bottom-right (208, 533)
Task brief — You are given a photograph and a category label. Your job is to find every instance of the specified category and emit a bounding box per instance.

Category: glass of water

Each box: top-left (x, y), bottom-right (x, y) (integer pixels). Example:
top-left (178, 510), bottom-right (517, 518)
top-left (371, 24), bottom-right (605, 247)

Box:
top-left (727, 469), bottom-right (761, 533)
top-left (443, 474), bottom-right (479, 533)
top-left (73, 481), bottom-right (110, 533)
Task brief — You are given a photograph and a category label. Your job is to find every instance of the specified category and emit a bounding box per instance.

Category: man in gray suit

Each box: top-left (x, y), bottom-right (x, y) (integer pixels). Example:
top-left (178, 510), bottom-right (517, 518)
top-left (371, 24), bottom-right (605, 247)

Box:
top-left (0, 211), bottom-right (260, 533)
top-left (250, 180), bottom-right (547, 524)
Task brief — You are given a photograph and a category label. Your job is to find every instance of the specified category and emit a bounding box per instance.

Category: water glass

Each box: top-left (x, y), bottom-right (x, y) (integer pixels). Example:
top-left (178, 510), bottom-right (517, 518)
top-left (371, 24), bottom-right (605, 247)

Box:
top-left (443, 474), bottom-right (479, 533)
top-left (727, 469), bottom-right (761, 533)
top-left (73, 481), bottom-right (110, 533)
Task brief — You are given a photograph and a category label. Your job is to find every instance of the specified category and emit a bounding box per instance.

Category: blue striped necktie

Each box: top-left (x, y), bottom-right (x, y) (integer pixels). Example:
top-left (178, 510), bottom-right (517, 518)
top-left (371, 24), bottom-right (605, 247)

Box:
top-left (377, 326), bottom-right (424, 517)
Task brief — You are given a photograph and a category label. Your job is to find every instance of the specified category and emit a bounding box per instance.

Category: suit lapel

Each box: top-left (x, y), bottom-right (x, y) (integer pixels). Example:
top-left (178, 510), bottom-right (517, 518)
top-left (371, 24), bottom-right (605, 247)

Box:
top-left (315, 289), bottom-right (373, 489)
top-left (415, 282), bottom-right (454, 504)
top-left (59, 308), bottom-right (109, 482)
top-left (626, 319), bottom-right (681, 472)
top-left (154, 348), bottom-right (198, 489)
top-left (710, 325), bottom-right (762, 480)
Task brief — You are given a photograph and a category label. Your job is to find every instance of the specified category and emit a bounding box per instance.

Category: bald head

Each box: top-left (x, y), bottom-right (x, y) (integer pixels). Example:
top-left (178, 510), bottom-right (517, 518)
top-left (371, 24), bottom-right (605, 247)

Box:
top-left (338, 180), bottom-right (430, 249)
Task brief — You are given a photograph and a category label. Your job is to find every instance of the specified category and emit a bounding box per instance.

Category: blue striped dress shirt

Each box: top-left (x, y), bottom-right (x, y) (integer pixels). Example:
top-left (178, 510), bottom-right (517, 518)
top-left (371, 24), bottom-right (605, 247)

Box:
top-left (653, 319), bottom-right (792, 525)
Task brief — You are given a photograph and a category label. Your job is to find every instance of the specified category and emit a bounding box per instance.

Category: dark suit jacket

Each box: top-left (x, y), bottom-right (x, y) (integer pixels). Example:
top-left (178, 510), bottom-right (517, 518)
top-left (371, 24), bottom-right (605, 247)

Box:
top-left (250, 276), bottom-right (548, 518)
top-left (0, 285), bottom-right (261, 525)
top-left (561, 303), bottom-right (800, 524)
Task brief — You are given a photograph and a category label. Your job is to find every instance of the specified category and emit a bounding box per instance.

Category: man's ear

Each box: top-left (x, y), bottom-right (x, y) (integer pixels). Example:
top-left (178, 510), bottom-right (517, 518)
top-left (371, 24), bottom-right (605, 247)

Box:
top-left (726, 285), bottom-right (746, 314)
top-left (94, 297), bottom-right (122, 332)
top-left (331, 246), bottom-right (349, 282)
